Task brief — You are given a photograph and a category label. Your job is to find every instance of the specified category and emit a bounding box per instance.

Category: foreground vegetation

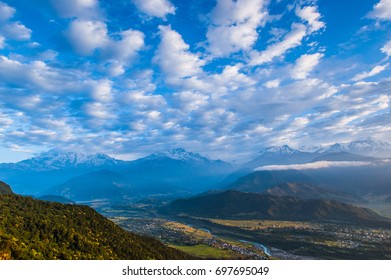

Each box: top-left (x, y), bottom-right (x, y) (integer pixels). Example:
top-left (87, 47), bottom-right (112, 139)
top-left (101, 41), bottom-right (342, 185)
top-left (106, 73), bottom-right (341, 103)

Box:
top-left (0, 194), bottom-right (189, 260)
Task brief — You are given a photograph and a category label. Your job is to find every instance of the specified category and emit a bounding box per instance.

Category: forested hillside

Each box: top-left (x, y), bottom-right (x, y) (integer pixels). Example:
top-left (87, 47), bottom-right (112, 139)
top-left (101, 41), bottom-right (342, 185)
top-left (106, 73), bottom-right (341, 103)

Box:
top-left (0, 193), bottom-right (189, 260)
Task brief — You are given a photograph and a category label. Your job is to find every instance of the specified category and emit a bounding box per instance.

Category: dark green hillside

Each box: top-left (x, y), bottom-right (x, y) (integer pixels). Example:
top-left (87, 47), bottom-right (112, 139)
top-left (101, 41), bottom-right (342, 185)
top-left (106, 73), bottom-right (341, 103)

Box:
top-left (0, 194), bottom-right (189, 260)
top-left (165, 190), bottom-right (390, 226)
top-left (0, 181), bottom-right (13, 195)
top-left (37, 195), bottom-right (75, 204)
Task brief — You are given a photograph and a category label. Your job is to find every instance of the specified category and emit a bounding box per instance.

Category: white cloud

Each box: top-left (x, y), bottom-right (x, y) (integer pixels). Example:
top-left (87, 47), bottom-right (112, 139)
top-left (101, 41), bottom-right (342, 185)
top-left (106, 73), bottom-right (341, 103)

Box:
top-left (291, 53), bottom-right (323, 80)
top-left (106, 62), bottom-right (125, 77)
top-left (90, 79), bottom-right (112, 102)
top-left (0, 111), bottom-right (13, 126)
top-left (66, 20), bottom-right (109, 55)
top-left (154, 25), bottom-right (205, 84)
top-left (381, 39), bottom-right (391, 56)
top-left (0, 2), bottom-right (15, 21)
top-left (51, 0), bottom-right (98, 19)
top-left (66, 20), bottom-right (144, 74)
top-left (105, 29), bottom-right (145, 62)
top-left (206, 0), bottom-right (268, 57)
top-left (268, 28), bottom-right (287, 43)
top-left (249, 23), bottom-right (307, 65)
top-left (211, 64), bottom-right (256, 95)
top-left (131, 0), bottom-right (175, 19)
top-left (0, 35), bottom-right (4, 48)
top-left (172, 91), bottom-right (209, 112)
top-left (255, 161), bottom-right (372, 171)
top-left (84, 102), bottom-right (113, 119)
top-left (295, 5), bottom-right (325, 33)
top-left (122, 90), bottom-right (166, 109)
top-left (352, 64), bottom-right (389, 81)
top-left (0, 55), bottom-right (84, 93)
top-left (368, 0), bottom-right (391, 21)
top-left (264, 79), bottom-right (281, 88)
top-left (2, 22), bottom-right (32, 40)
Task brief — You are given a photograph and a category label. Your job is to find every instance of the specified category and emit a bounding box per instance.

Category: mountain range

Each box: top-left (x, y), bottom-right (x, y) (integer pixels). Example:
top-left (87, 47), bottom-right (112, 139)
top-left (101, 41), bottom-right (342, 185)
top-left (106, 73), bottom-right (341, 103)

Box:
top-left (315, 138), bottom-right (391, 157)
top-left (1, 138), bottom-right (391, 202)
top-left (0, 148), bottom-right (233, 199)
top-left (225, 170), bottom-right (360, 203)
top-left (244, 145), bottom-right (316, 168)
top-left (1, 150), bottom-right (124, 171)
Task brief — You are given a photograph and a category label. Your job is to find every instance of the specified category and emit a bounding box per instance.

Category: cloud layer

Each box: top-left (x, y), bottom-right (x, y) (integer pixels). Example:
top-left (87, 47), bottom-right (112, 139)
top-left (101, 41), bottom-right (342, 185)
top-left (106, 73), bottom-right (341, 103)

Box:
top-left (0, 0), bottom-right (390, 162)
top-left (255, 161), bottom-right (372, 171)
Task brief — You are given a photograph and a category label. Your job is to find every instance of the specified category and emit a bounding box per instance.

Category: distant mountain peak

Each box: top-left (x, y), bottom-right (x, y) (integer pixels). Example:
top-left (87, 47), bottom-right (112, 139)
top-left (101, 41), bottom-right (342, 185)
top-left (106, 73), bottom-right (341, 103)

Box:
top-left (145, 148), bottom-right (210, 162)
top-left (259, 145), bottom-right (300, 155)
top-left (316, 138), bottom-right (391, 156)
top-left (14, 150), bottom-right (122, 171)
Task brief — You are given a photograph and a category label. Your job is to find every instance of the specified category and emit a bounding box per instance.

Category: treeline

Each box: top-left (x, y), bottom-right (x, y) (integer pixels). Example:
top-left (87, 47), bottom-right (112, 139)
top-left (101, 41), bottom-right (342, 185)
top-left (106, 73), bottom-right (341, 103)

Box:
top-left (0, 194), bottom-right (190, 260)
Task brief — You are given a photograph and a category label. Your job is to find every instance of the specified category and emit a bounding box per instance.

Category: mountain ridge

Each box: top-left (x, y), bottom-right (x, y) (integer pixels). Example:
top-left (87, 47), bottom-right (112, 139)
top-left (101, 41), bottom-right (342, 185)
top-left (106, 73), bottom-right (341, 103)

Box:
top-left (165, 190), bottom-right (389, 226)
top-left (0, 181), bottom-right (13, 195)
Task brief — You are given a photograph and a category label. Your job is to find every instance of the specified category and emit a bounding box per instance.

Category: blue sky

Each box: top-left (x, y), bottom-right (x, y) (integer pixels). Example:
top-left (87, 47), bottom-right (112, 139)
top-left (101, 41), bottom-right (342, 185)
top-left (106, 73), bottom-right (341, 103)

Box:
top-left (0, 0), bottom-right (391, 162)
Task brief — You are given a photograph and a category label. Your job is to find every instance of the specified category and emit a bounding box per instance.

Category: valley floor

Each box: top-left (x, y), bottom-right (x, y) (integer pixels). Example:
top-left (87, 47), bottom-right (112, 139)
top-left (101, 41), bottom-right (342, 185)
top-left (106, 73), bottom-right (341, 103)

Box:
top-left (91, 200), bottom-right (391, 260)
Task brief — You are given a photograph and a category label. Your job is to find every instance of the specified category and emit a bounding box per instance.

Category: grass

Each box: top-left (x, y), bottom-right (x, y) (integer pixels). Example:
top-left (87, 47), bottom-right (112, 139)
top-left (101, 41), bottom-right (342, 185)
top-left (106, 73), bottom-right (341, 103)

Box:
top-left (163, 221), bottom-right (213, 240)
top-left (169, 244), bottom-right (240, 259)
top-left (208, 219), bottom-right (317, 230)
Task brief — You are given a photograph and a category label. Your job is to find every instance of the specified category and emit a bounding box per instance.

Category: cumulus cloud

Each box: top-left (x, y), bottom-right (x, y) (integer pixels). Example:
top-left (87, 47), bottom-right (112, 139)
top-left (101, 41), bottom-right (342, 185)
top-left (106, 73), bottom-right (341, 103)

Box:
top-left (51, 0), bottom-right (98, 19)
top-left (295, 5), bottom-right (325, 33)
top-left (123, 91), bottom-right (166, 111)
top-left (291, 53), bottom-right (323, 80)
top-left (2, 22), bottom-right (32, 40)
top-left (264, 79), bottom-right (281, 88)
top-left (352, 64), bottom-right (389, 81)
top-left (206, 0), bottom-right (268, 57)
top-left (90, 79), bottom-right (112, 102)
top-left (255, 161), bottom-right (372, 171)
top-left (210, 64), bottom-right (256, 96)
top-left (154, 25), bottom-right (205, 84)
top-left (84, 102), bottom-right (113, 119)
top-left (0, 55), bottom-right (85, 93)
top-left (172, 91), bottom-right (210, 113)
top-left (0, 2), bottom-right (15, 21)
top-left (0, 2), bottom-right (31, 44)
top-left (104, 29), bottom-right (145, 63)
top-left (131, 0), bottom-right (175, 19)
top-left (249, 23), bottom-right (307, 65)
top-left (66, 20), bottom-right (109, 55)
top-left (65, 20), bottom-right (144, 73)
top-left (249, 4), bottom-right (325, 66)
top-left (368, 0), bottom-right (391, 21)
top-left (381, 39), bottom-right (391, 56)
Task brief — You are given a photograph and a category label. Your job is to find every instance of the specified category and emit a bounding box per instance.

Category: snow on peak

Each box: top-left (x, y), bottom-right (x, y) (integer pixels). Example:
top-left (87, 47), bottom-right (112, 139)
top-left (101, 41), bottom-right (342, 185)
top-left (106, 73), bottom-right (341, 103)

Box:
top-left (17, 150), bottom-right (120, 170)
top-left (259, 145), bottom-right (300, 155)
top-left (316, 138), bottom-right (391, 156)
top-left (146, 148), bottom-right (210, 162)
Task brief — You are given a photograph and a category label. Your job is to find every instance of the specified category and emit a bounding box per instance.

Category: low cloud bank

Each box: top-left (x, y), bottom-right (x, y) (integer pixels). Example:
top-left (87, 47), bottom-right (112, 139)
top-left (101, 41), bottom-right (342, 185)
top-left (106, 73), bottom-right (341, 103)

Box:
top-left (255, 161), bottom-right (372, 171)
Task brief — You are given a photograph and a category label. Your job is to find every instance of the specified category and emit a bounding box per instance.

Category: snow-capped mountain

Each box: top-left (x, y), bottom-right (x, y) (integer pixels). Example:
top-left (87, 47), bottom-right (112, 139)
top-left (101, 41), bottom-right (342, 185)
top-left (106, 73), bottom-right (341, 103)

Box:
top-left (142, 148), bottom-right (211, 163)
top-left (316, 138), bottom-right (391, 157)
top-left (258, 145), bottom-right (301, 156)
top-left (244, 145), bottom-right (317, 168)
top-left (1, 150), bottom-right (125, 171)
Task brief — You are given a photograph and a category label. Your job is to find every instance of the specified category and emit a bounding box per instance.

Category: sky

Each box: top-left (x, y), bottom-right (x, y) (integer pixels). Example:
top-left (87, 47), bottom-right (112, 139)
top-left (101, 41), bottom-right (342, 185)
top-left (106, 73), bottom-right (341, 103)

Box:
top-left (0, 0), bottom-right (391, 163)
